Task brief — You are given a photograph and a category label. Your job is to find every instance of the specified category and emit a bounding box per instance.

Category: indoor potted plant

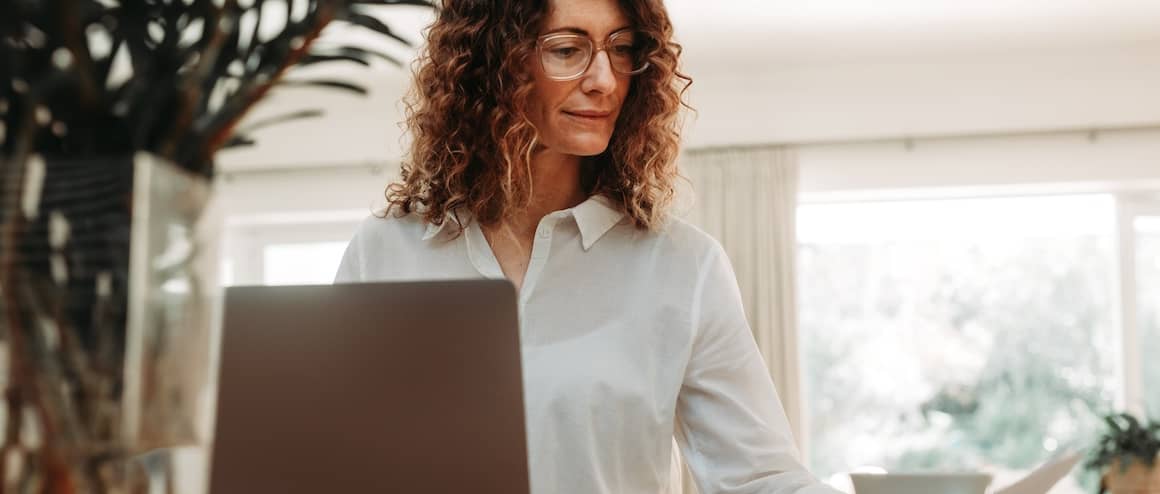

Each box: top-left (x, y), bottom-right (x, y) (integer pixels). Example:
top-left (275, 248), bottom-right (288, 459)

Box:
top-left (1087, 413), bottom-right (1160, 493)
top-left (0, 0), bottom-right (432, 491)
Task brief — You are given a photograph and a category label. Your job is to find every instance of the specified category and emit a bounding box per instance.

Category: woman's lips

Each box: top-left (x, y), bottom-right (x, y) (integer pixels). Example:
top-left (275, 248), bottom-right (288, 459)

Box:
top-left (564, 110), bottom-right (612, 122)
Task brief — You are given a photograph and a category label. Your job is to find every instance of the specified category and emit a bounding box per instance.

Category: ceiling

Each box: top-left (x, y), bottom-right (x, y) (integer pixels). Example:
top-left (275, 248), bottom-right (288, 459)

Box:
top-left (664, 0), bottom-right (1160, 66)
top-left (347, 1), bottom-right (1160, 70)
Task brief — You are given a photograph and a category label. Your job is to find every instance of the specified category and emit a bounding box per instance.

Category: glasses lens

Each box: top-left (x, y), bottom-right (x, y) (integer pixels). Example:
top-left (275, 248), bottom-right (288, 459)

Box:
top-left (608, 33), bottom-right (648, 74)
top-left (541, 36), bottom-right (591, 78)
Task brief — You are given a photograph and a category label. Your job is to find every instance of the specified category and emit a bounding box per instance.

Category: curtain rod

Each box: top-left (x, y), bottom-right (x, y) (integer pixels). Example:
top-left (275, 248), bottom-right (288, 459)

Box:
top-left (684, 122), bottom-right (1160, 155)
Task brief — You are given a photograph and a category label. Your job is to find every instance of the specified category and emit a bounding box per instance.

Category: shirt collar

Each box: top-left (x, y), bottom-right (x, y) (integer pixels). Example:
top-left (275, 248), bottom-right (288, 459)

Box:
top-left (420, 195), bottom-right (625, 250)
top-left (572, 195), bottom-right (625, 251)
top-left (421, 210), bottom-right (461, 241)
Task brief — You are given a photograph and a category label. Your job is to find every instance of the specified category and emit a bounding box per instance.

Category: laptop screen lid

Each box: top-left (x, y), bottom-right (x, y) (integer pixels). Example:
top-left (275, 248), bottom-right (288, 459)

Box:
top-left (208, 280), bottom-right (528, 494)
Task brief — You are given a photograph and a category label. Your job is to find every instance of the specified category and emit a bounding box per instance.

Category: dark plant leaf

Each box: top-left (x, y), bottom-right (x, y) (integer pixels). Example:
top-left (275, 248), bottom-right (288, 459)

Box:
top-left (1106, 416), bottom-right (1124, 434)
top-left (1087, 413), bottom-right (1160, 473)
top-left (235, 109), bottom-right (325, 134)
top-left (277, 79), bottom-right (369, 95)
top-left (350, 0), bottom-right (437, 6)
top-left (297, 52), bottom-right (372, 67)
top-left (306, 45), bottom-right (403, 67)
top-left (221, 134), bottom-right (256, 148)
top-left (1125, 414), bottom-right (1141, 430)
top-left (336, 11), bottom-right (411, 46)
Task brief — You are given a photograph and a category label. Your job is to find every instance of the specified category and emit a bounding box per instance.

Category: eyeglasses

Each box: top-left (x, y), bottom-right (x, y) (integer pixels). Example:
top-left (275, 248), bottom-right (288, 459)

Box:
top-left (536, 30), bottom-right (651, 81)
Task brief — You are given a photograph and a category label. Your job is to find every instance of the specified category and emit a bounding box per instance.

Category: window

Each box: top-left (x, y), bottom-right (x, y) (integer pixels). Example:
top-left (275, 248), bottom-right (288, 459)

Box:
top-left (263, 241), bottom-right (350, 285)
top-left (222, 214), bottom-right (362, 286)
top-left (797, 195), bottom-right (1125, 493)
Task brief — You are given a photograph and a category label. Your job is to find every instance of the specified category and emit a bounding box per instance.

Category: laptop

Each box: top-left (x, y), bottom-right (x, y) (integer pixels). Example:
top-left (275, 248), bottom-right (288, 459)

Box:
top-left (850, 472), bottom-right (993, 494)
top-left (850, 452), bottom-right (1082, 494)
top-left (208, 280), bottom-right (529, 494)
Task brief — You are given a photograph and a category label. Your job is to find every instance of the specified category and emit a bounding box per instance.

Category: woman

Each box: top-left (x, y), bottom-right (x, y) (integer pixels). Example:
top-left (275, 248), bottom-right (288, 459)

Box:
top-left (336, 0), bottom-right (839, 492)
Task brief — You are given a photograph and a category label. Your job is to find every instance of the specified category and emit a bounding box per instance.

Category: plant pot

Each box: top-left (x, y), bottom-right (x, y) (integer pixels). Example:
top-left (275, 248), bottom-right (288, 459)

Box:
top-left (0, 153), bottom-right (219, 492)
top-left (1103, 458), bottom-right (1160, 494)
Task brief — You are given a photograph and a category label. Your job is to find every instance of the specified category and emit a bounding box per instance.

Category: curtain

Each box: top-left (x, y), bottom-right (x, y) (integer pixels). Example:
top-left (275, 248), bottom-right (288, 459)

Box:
top-left (671, 146), bottom-right (804, 493)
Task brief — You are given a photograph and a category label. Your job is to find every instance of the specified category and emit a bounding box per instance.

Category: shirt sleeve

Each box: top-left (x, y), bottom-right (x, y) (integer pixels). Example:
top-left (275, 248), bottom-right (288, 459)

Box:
top-left (675, 244), bottom-right (841, 494)
top-left (333, 227), bottom-right (364, 283)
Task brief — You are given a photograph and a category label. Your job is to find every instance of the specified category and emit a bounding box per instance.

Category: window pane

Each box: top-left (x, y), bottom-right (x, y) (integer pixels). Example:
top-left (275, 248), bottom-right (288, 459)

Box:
top-left (798, 195), bottom-right (1119, 494)
top-left (1136, 216), bottom-right (1160, 417)
top-left (262, 242), bottom-right (349, 286)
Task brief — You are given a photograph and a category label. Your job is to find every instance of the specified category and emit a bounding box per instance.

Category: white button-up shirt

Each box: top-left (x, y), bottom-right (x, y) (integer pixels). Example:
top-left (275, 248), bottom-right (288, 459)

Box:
top-left (334, 195), bottom-right (838, 494)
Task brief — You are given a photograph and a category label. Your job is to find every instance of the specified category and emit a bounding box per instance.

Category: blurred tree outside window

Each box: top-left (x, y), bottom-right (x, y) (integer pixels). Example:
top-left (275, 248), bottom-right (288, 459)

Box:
top-left (798, 195), bottom-right (1126, 494)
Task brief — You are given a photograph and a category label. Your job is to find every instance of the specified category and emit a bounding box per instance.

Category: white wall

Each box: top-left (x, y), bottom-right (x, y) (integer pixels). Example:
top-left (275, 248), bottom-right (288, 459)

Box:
top-left (797, 126), bottom-right (1160, 200)
top-left (217, 68), bottom-right (411, 172)
top-left (217, 164), bottom-right (395, 218)
top-left (217, 124), bottom-right (1160, 217)
top-left (681, 45), bottom-right (1160, 147)
top-left (216, 44), bottom-right (1160, 215)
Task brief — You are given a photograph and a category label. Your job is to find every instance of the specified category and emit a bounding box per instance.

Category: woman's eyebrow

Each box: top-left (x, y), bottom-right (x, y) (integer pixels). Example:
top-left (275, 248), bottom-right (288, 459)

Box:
top-left (541, 25), bottom-right (633, 37)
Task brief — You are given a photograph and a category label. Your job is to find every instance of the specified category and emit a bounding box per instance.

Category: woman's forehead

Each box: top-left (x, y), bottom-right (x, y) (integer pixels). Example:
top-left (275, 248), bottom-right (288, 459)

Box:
top-left (543, 0), bottom-right (631, 37)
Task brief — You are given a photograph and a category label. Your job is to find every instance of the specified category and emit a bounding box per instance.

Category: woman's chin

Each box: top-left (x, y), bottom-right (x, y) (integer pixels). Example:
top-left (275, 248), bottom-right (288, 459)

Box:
top-left (538, 131), bottom-right (613, 157)
top-left (561, 138), bottom-right (612, 157)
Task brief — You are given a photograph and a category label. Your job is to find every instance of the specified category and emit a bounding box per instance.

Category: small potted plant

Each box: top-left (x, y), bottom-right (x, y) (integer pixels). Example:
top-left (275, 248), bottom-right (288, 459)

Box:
top-left (1087, 413), bottom-right (1160, 493)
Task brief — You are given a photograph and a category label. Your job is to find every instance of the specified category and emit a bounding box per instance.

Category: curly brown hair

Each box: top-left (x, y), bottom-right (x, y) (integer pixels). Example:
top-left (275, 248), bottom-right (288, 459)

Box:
top-left (386, 0), bottom-right (691, 232)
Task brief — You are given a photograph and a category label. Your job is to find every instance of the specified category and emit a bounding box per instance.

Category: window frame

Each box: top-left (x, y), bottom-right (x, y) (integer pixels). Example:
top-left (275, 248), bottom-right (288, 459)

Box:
top-left (1113, 193), bottom-right (1160, 416)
